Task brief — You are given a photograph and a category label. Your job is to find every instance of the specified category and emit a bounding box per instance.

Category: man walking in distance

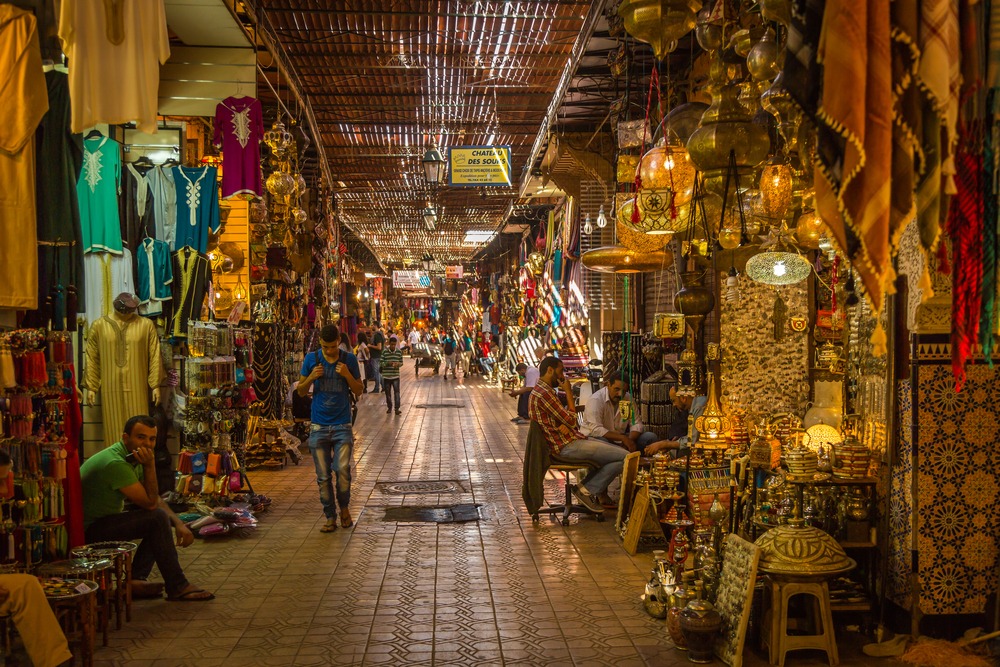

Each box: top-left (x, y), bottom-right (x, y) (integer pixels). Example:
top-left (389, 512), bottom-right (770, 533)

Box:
top-left (380, 335), bottom-right (404, 414)
top-left (298, 324), bottom-right (363, 532)
top-left (369, 326), bottom-right (385, 392)
top-left (442, 331), bottom-right (458, 379)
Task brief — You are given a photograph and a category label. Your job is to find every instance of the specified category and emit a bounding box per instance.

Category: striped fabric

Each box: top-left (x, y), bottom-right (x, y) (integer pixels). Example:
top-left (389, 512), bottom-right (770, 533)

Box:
top-left (379, 349), bottom-right (404, 380)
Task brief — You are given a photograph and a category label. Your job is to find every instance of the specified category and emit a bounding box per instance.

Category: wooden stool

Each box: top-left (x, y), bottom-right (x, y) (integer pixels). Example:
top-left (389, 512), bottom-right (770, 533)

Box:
top-left (38, 558), bottom-right (114, 648)
top-left (763, 577), bottom-right (839, 667)
top-left (41, 578), bottom-right (98, 667)
top-left (71, 541), bottom-right (138, 627)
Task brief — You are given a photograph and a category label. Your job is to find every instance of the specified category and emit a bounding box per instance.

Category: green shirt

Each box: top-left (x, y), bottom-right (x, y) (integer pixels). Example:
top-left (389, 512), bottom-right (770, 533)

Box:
top-left (80, 442), bottom-right (144, 527)
top-left (380, 349), bottom-right (404, 379)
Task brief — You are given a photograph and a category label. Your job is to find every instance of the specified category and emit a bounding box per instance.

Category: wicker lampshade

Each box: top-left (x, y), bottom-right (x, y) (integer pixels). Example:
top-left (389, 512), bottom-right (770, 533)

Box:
top-left (617, 220), bottom-right (671, 253)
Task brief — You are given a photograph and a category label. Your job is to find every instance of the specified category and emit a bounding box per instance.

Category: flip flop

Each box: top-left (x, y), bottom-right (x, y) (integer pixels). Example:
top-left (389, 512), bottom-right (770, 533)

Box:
top-left (340, 511), bottom-right (354, 528)
top-left (320, 519), bottom-right (337, 533)
top-left (166, 588), bottom-right (215, 602)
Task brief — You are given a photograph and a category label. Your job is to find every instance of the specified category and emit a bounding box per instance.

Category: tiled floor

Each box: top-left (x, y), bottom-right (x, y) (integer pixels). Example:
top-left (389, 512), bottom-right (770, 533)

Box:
top-left (86, 367), bottom-right (881, 666)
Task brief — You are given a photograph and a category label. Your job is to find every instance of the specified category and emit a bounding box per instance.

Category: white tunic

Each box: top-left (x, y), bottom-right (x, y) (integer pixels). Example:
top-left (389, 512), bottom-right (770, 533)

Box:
top-left (58, 0), bottom-right (170, 133)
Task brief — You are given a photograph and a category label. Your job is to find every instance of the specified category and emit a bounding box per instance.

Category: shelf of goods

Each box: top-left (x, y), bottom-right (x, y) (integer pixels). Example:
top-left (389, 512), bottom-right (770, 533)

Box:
top-left (173, 322), bottom-right (255, 501)
top-left (0, 330), bottom-right (82, 569)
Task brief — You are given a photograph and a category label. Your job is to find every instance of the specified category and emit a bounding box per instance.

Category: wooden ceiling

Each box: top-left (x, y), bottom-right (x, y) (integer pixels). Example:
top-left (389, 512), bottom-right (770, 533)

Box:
top-left (251, 0), bottom-right (595, 266)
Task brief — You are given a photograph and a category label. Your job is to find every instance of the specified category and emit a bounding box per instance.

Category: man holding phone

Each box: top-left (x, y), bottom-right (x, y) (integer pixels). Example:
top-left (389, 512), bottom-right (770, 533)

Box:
top-left (298, 323), bottom-right (363, 532)
top-left (380, 335), bottom-right (405, 415)
top-left (81, 415), bottom-right (213, 601)
top-left (528, 357), bottom-right (626, 513)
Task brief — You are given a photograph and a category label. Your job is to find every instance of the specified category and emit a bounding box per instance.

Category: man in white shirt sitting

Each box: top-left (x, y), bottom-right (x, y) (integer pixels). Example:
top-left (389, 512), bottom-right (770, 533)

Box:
top-left (508, 363), bottom-right (538, 425)
top-left (582, 371), bottom-right (659, 452)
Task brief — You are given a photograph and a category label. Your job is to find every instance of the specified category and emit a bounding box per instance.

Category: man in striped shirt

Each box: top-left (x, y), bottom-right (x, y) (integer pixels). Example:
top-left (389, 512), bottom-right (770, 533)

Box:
top-left (380, 335), bottom-right (405, 415)
top-left (528, 357), bottom-right (626, 512)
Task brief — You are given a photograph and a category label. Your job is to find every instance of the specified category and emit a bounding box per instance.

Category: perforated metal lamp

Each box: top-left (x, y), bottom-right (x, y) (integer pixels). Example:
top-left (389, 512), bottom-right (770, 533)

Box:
top-left (422, 146), bottom-right (447, 186)
top-left (745, 250), bottom-right (811, 285)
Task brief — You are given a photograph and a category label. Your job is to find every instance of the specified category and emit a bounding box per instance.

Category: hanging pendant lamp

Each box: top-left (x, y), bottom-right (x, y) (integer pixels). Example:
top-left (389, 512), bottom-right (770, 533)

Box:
top-left (581, 246), bottom-right (672, 274)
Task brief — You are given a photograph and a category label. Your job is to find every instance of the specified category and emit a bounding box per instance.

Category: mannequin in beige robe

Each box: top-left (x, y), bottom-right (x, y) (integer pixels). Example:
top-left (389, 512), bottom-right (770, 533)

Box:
top-left (84, 298), bottom-right (162, 447)
top-left (0, 6), bottom-right (48, 309)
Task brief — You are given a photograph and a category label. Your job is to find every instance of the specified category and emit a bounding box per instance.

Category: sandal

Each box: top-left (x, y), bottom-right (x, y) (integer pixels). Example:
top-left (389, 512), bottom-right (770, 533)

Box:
top-left (166, 588), bottom-right (215, 602)
top-left (340, 510), bottom-right (353, 528)
top-left (320, 518), bottom-right (337, 533)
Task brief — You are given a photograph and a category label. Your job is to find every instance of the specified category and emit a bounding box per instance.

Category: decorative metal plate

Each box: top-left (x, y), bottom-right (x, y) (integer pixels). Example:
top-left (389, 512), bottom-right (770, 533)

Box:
top-left (378, 480), bottom-right (465, 495)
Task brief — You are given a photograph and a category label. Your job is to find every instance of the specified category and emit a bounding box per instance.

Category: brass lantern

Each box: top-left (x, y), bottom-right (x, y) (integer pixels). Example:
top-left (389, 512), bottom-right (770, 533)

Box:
top-left (581, 246), bottom-right (672, 274)
top-left (758, 161), bottom-right (794, 221)
top-left (628, 144), bottom-right (698, 236)
top-left (687, 78), bottom-right (771, 196)
top-left (695, 372), bottom-right (732, 455)
top-left (618, 0), bottom-right (701, 61)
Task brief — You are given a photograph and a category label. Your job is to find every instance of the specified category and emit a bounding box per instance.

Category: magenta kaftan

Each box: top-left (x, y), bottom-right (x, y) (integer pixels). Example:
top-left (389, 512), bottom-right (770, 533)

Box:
top-left (213, 96), bottom-right (263, 199)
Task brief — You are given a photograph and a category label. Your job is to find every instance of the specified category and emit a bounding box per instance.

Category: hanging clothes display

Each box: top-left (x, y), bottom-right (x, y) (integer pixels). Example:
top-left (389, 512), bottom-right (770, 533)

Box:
top-left (82, 252), bottom-right (133, 328)
top-left (78, 135), bottom-right (122, 254)
top-left (34, 69), bottom-right (84, 318)
top-left (119, 162), bottom-right (155, 259)
top-left (170, 247), bottom-right (211, 339)
top-left (83, 314), bottom-right (162, 448)
top-left (149, 163), bottom-right (177, 249)
top-left (136, 237), bottom-right (172, 317)
top-left (0, 5), bottom-right (48, 310)
top-left (57, 0), bottom-right (170, 133)
top-left (173, 166), bottom-right (221, 253)
top-left (214, 96), bottom-right (264, 199)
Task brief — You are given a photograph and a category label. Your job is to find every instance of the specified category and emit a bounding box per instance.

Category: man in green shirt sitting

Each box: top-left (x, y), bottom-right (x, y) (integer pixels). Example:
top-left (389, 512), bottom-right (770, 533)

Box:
top-left (81, 415), bottom-right (214, 602)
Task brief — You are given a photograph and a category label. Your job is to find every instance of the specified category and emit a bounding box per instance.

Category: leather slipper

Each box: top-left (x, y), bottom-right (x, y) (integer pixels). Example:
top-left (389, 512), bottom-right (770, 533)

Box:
top-left (320, 518), bottom-right (337, 533)
top-left (130, 581), bottom-right (164, 599)
top-left (340, 511), bottom-right (353, 528)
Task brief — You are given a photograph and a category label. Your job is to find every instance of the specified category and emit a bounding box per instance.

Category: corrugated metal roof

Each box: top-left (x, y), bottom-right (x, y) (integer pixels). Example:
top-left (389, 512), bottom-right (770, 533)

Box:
top-left (255, 0), bottom-right (593, 264)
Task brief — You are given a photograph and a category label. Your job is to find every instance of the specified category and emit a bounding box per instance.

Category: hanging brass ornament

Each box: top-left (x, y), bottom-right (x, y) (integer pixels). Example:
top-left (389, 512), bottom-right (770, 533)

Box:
top-left (618, 0), bottom-right (700, 61)
top-left (758, 161), bottom-right (795, 221)
top-left (527, 251), bottom-right (545, 275)
top-left (581, 246), bottom-right (672, 274)
top-left (630, 144), bottom-right (698, 235)
top-left (617, 220), bottom-right (671, 253)
top-left (795, 210), bottom-right (826, 249)
top-left (687, 69), bottom-right (771, 196)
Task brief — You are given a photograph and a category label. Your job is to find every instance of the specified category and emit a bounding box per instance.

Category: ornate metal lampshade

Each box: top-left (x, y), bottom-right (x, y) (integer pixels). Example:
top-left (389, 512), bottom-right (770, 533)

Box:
top-left (618, 0), bottom-right (701, 61)
top-left (755, 522), bottom-right (855, 577)
top-left (695, 372), bottom-right (732, 451)
top-left (581, 245), bottom-right (672, 274)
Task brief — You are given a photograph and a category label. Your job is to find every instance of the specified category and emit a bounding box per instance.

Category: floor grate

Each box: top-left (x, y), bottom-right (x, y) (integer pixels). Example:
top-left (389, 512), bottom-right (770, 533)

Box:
top-left (377, 480), bottom-right (465, 494)
top-left (381, 504), bottom-right (482, 523)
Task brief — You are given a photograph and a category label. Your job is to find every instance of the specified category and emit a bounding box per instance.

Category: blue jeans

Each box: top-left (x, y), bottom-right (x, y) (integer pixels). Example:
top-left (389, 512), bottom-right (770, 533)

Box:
top-left (559, 438), bottom-right (627, 496)
top-left (383, 378), bottom-right (400, 410)
top-left (309, 423), bottom-right (354, 518)
top-left (636, 431), bottom-right (659, 449)
top-left (371, 359), bottom-right (383, 392)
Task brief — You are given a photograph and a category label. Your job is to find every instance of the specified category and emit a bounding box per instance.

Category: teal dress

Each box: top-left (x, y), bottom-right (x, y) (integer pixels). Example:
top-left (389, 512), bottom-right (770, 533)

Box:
top-left (78, 136), bottom-right (122, 254)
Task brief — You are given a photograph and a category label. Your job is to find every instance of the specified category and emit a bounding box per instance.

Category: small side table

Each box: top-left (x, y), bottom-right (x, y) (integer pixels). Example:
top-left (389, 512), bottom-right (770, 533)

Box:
top-left (41, 578), bottom-right (98, 667)
top-left (37, 558), bottom-right (114, 647)
top-left (71, 541), bottom-right (138, 627)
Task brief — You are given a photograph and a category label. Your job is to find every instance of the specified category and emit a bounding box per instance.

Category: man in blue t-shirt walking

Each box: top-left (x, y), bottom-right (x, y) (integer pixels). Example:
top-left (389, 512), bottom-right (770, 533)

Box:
top-left (297, 324), bottom-right (364, 532)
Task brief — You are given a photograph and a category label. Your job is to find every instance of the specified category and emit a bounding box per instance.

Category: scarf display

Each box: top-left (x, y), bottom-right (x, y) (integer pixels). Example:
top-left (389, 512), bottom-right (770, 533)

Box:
top-left (914, 0), bottom-right (961, 259)
top-left (814, 0), bottom-right (894, 344)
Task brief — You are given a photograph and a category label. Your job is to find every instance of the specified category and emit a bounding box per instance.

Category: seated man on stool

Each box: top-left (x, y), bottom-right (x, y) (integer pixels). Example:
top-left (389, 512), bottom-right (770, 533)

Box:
top-left (643, 385), bottom-right (707, 457)
top-left (81, 415), bottom-right (214, 602)
top-left (508, 362), bottom-right (538, 425)
top-left (581, 370), bottom-right (659, 452)
top-left (528, 357), bottom-right (626, 513)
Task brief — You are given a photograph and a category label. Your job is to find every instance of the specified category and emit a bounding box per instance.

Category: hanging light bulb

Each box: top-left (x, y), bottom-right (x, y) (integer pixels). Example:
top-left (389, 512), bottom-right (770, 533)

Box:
top-left (583, 213), bottom-right (594, 235)
top-left (725, 267), bottom-right (740, 303)
top-left (596, 205), bottom-right (608, 228)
